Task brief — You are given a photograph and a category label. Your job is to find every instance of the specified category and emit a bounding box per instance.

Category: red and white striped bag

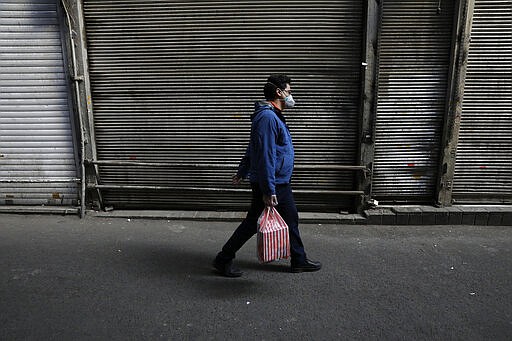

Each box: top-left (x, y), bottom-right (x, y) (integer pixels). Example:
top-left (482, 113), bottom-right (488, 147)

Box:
top-left (257, 207), bottom-right (290, 263)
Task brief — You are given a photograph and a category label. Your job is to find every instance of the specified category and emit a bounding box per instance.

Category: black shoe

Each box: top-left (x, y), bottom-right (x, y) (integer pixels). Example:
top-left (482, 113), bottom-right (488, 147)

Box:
top-left (291, 259), bottom-right (322, 273)
top-left (213, 258), bottom-right (242, 278)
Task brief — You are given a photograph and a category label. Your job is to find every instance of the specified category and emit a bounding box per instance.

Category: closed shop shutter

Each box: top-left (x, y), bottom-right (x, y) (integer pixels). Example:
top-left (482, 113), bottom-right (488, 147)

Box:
top-left (0, 0), bottom-right (79, 206)
top-left (82, 1), bottom-right (363, 212)
top-left (452, 0), bottom-right (512, 204)
top-left (372, 0), bottom-right (456, 203)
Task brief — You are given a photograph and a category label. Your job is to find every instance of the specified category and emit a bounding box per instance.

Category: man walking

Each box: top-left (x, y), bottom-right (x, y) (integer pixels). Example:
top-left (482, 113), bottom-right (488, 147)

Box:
top-left (213, 74), bottom-right (321, 277)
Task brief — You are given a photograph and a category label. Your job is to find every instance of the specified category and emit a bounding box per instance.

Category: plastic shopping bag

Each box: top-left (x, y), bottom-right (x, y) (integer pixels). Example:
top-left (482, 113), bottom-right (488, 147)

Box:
top-left (257, 207), bottom-right (290, 263)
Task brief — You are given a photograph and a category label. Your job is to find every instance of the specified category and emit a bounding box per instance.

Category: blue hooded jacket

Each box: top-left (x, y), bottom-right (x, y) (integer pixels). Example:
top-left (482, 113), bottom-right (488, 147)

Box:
top-left (237, 101), bottom-right (295, 195)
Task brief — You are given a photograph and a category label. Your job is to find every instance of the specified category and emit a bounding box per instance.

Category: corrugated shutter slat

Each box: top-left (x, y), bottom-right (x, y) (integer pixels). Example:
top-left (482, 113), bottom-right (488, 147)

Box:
top-left (0, 0), bottom-right (79, 206)
top-left (83, 0), bottom-right (363, 212)
top-left (453, 0), bottom-right (512, 203)
top-left (373, 0), bottom-right (455, 203)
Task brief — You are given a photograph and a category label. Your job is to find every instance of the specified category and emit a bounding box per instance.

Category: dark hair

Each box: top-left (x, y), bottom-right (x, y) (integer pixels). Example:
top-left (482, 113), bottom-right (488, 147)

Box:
top-left (263, 74), bottom-right (291, 100)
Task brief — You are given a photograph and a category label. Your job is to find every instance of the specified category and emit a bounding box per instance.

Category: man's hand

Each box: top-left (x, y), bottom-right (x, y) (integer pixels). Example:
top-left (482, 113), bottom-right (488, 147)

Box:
top-left (232, 174), bottom-right (242, 185)
top-left (263, 195), bottom-right (278, 207)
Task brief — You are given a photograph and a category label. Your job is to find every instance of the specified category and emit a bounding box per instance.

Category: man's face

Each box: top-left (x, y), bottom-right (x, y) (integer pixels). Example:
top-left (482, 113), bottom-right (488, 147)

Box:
top-left (277, 84), bottom-right (295, 109)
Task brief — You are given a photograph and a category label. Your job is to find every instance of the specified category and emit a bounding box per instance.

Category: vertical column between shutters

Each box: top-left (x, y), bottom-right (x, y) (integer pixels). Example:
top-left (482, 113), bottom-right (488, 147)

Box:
top-left (0, 0), bottom-right (78, 206)
top-left (453, 0), bottom-right (512, 203)
top-left (83, 0), bottom-right (363, 212)
top-left (373, 0), bottom-right (455, 203)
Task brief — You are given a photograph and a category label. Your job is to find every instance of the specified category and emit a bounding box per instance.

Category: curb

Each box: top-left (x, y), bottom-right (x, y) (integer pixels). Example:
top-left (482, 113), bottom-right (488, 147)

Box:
top-left (92, 210), bottom-right (364, 225)
top-left (364, 206), bottom-right (511, 226)
top-left (0, 205), bottom-right (509, 226)
top-left (0, 206), bottom-right (78, 215)
top-left (90, 205), bottom-right (511, 226)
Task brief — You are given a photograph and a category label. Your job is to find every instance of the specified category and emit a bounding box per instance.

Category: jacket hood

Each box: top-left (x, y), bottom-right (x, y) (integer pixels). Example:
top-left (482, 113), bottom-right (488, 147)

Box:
top-left (251, 101), bottom-right (272, 121)
top-left (251, 100), bottom-right (285, 123)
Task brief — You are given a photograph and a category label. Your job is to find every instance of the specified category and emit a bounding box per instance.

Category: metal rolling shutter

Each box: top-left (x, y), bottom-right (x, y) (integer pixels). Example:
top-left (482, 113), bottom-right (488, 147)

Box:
top-left (372, 0), bottom-right (455, 203)
top-left (83, 0), bottom-right (363, 212)
top-left (452, 0), bottom-right (512, 204)
top-left (0, 0), bottom-right (79, 206)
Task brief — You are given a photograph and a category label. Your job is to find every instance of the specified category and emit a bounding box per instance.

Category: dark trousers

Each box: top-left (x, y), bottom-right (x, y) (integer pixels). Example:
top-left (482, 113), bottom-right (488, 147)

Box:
top-left (217, 182), bottom-right (307, 265)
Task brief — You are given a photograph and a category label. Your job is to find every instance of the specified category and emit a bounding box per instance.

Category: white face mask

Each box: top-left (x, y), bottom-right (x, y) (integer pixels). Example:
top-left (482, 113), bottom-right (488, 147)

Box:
top-left (284, 94), bottom-right (295, 108)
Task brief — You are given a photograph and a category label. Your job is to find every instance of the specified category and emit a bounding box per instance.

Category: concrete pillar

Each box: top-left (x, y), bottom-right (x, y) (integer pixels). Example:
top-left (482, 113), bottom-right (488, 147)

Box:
top-left (60, 0), bottom-right (103, 214)
top-left (355, 0), bottom-right (382, 213)
top-left (436, 0), bottom-right (475, 207)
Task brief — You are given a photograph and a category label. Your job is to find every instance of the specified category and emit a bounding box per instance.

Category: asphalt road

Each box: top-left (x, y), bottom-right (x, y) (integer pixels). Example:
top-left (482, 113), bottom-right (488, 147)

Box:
top-left (0, 214), bottom-right (511, 340)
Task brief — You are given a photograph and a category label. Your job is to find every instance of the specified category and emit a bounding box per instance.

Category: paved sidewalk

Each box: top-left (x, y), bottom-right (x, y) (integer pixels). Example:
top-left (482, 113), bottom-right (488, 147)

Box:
top-left (0, 213), bottom-right (511, 340)
top-left (1, 204), bottom-right (511, 225)
top-left (90, 205), bottom-right (511, 226)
